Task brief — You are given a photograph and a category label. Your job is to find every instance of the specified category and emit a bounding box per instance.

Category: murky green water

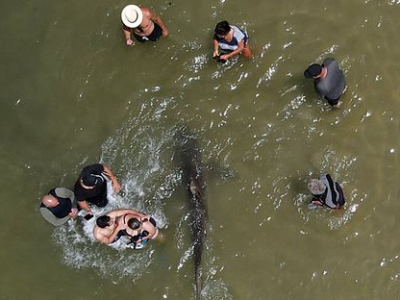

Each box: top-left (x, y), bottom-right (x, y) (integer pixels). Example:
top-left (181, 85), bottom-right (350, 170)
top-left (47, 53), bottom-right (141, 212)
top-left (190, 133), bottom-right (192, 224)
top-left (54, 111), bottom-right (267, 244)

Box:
top-left (2, 0), bottom-right (400, 299)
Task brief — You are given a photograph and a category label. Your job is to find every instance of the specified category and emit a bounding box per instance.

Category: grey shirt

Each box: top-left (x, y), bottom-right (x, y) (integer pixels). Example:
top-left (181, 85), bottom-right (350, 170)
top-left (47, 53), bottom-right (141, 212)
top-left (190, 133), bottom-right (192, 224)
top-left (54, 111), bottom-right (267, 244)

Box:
top-left (315, 58), bottom-right (346, 105)
top-left (40, 187), bottom-right (76, 226)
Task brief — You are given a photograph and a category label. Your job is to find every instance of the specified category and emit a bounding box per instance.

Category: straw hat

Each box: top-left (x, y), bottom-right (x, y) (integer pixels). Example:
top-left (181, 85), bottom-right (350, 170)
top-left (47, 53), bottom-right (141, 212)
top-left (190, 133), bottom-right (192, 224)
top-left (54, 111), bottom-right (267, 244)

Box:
top-left (121, 5), bottom-right (143, 28)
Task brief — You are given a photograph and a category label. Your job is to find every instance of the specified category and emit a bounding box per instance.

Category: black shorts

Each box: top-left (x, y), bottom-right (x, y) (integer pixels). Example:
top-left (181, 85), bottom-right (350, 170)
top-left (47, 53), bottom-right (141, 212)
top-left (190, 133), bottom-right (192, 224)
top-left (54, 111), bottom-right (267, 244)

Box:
top-left (133, 23), bottom-right (163, 43)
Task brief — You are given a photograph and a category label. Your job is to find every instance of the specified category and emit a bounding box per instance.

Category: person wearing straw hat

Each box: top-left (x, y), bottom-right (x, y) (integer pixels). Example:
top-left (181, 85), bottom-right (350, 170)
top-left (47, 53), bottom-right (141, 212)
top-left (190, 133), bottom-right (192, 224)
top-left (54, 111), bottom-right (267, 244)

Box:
top-left (308, 173), bottom-right (345, 209)
top-left (40, 187), bottom-right (78, 226)
top-left (121, 4), bottom-right (169, 46)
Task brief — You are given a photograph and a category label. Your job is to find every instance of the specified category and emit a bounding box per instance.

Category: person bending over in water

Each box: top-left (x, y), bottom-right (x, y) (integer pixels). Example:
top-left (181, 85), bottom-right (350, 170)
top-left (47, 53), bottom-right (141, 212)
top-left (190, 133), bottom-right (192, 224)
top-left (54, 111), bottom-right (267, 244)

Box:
top-left (213, 20), bottom-right (252, 62)
top-left (308, 173), bottom-right (345, 209)
top-left (121, 4), bottom-right (169, 46)
top-left (93, 209), bottom-right (148, 245)
top-left (74, 163), bottom-right (121, 217)
top-left (119, 213), bottom-right (159, 248)
top-left (40, 187), bottom-right (78, 226)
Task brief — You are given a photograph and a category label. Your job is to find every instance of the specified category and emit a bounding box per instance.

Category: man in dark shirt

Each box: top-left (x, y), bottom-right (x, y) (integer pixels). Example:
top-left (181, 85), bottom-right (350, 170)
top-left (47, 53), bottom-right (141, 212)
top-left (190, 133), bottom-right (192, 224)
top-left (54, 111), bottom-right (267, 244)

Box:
top-left (74, 164), bottom-right (121, 216)
top-left (304, 58), bottom-right (346, 106)
top-left (40, 187), bottom-right (78, 226)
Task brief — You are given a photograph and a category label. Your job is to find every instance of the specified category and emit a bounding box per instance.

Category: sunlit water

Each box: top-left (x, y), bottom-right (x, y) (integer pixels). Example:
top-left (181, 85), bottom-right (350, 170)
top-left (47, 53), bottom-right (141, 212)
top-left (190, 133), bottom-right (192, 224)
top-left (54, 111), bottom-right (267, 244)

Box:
top-left (3, 0), bottom-right (400, 299)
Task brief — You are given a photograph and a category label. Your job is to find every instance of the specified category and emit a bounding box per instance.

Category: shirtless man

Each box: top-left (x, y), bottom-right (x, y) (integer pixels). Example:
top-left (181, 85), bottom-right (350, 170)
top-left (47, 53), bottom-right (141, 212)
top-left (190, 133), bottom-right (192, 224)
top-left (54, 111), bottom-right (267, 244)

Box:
top-left (121, 214), bottom-right (159, 244)
top-left (93, 209), bottom-right (148, 245)
top-left (121, 4), bottom-right (169, 46)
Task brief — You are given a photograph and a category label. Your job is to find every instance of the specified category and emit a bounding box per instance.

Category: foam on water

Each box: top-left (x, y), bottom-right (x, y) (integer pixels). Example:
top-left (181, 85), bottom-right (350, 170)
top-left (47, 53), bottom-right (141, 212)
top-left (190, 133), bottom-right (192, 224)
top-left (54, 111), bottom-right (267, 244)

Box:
top-left (52, 113), bottom-right (231, 297)
top-left (53, 182), bottom-right (157, 280)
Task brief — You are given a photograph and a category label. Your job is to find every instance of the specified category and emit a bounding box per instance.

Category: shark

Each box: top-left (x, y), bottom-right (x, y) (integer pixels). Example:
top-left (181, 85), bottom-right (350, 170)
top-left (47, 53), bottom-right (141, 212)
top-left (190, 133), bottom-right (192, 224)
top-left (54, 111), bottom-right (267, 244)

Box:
top-left (173, 126), bottom-right (208, 300)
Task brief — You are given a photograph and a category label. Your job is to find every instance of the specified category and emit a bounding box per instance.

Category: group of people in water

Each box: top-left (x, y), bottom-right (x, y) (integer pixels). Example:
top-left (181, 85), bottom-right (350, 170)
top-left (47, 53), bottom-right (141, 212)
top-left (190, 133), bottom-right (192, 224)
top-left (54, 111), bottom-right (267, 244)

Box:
top-left (40, 163), bottom-right (158, 249)
top-left (40, 4), bottom-right (350, 246)
top-left (120, 4), bottom-right (346, 106)
top-left (120, 4), bottom-right (252, 63)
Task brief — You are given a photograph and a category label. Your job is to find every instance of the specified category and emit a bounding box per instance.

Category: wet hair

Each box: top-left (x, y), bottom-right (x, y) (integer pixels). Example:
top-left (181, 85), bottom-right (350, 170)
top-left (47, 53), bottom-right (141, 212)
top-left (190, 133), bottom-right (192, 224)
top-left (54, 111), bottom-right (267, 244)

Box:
top-left (127, 218), bottom-right (141, 230)
top-left (214, 20), bottom-right (231, 36)
top-left (96, 215), bottom-right (111, 228)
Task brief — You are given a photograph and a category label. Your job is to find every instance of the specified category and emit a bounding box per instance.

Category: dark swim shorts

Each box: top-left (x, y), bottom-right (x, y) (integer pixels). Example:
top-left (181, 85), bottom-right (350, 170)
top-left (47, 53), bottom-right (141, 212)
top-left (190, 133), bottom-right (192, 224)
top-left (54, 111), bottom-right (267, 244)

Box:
top-left (133, 23), bottom-right (163, 43)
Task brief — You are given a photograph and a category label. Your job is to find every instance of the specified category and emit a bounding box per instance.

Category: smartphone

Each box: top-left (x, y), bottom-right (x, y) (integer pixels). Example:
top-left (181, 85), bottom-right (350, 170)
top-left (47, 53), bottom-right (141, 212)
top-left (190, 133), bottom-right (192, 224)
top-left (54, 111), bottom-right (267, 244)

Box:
top-left (84, 214), bottom-right (94, 221)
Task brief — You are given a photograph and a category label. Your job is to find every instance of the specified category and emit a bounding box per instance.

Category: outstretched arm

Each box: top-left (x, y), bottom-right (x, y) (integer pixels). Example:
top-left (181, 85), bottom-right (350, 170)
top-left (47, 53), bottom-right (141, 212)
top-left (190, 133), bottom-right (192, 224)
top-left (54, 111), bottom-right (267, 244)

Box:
top-left (102, 165), bottom-right (121, 193)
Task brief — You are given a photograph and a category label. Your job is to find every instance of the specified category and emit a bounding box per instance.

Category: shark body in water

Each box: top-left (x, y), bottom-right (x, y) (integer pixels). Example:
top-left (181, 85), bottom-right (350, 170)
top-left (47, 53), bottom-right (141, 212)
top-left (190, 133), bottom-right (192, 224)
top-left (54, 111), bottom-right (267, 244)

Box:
top-left (174, 127), bottom-right (207, 300)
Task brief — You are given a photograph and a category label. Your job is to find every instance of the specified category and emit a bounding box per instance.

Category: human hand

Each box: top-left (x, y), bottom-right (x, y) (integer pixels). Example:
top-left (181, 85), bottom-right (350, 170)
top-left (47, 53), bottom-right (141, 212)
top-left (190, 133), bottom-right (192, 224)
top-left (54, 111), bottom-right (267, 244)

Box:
top-left (162, 29), bottom-right (169, 37)
top-left (126, 39), bottom-right (135, 46)
top-left (220, 54), bottom-right (229, 61)
top-left (213, 50), bottom-right (219, 58)
top-left (312, 200), bottom-right (323, 206)
top-left (69, 208), bottom-right (78, 218)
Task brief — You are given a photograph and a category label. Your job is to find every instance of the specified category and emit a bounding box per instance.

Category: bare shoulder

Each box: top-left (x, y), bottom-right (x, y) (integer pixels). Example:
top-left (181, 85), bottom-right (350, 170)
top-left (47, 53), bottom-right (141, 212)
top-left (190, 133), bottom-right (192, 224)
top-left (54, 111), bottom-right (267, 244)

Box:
top-left (93, 226), bottom-right (101, 238)
top-left (141, 6), bottom-right (154, 17)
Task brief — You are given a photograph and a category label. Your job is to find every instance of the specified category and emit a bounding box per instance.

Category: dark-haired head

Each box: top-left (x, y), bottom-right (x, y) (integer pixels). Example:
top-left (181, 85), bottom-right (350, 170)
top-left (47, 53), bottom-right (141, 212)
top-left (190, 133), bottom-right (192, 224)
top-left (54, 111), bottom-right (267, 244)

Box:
top-left (214, 20), bottom-right (231, 36)
top-left (304, 63), bottom-right (322, 78)
top-left (127, 218), bottom-right (142, 230)
top-left (96, 215), bottom-right (111, 228)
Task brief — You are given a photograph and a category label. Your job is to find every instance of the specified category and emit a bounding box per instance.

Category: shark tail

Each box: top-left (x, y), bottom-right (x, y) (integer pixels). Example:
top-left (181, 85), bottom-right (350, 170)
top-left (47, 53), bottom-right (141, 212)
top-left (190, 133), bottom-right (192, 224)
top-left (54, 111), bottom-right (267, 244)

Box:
top-left (195, 264), bottom-right (202, 299)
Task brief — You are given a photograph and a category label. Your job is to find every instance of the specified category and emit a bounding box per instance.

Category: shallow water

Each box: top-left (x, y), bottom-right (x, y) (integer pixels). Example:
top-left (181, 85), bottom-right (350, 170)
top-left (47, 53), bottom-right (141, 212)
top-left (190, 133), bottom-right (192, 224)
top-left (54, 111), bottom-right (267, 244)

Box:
top-left (2, 0), bottom-right (400, 299)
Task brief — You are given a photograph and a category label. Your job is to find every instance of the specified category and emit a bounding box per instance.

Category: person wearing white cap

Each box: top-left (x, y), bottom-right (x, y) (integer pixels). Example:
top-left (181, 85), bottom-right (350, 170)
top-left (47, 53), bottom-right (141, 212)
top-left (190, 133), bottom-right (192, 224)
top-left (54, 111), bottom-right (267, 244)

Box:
top-left (121, 4), bottom-right (169, 46)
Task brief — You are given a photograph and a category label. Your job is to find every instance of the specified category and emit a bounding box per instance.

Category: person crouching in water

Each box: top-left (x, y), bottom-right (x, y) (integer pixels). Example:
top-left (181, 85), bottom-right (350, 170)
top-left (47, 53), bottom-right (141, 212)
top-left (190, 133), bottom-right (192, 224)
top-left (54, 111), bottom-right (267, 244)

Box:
top-left (93, 209), bottom-right (148, 245)
top-left (213, 20), bottom-right (252, 63)
top-left (308, 173), bottom-right (345, 209)
top-left (123, 215), bottom-right (159, 249)
top-left (121, 4), bottom-right (169, 46)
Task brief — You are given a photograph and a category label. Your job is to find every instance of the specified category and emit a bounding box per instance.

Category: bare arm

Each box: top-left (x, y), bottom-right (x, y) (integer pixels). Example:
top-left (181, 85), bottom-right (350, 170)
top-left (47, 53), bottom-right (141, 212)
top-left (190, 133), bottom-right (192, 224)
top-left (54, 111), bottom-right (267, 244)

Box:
top-left (102, 165), bottom-right (121, 193)
top-left (149, 9), bottom-right (169, 37)
top-left (111, 209), bottom-right (148, 220)
top-left (94, 223), bottom-right (127, 244)
top-left (221, 40), bottom-right (245, 60)
top-left (213, 39), bottom-right (219, 57)
top-left (122, 25), bottom-right (134, 46)
top-left (77, 200), bottom-right (92, 214)
top-left (140, 222), bottom-right (158, 241)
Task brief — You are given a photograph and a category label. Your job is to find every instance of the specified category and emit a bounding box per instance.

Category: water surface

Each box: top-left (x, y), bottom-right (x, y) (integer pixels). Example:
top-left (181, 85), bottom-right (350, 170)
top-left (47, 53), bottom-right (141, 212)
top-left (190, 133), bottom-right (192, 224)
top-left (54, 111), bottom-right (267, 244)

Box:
top-left (1, 0), bottom-right (400, 299)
